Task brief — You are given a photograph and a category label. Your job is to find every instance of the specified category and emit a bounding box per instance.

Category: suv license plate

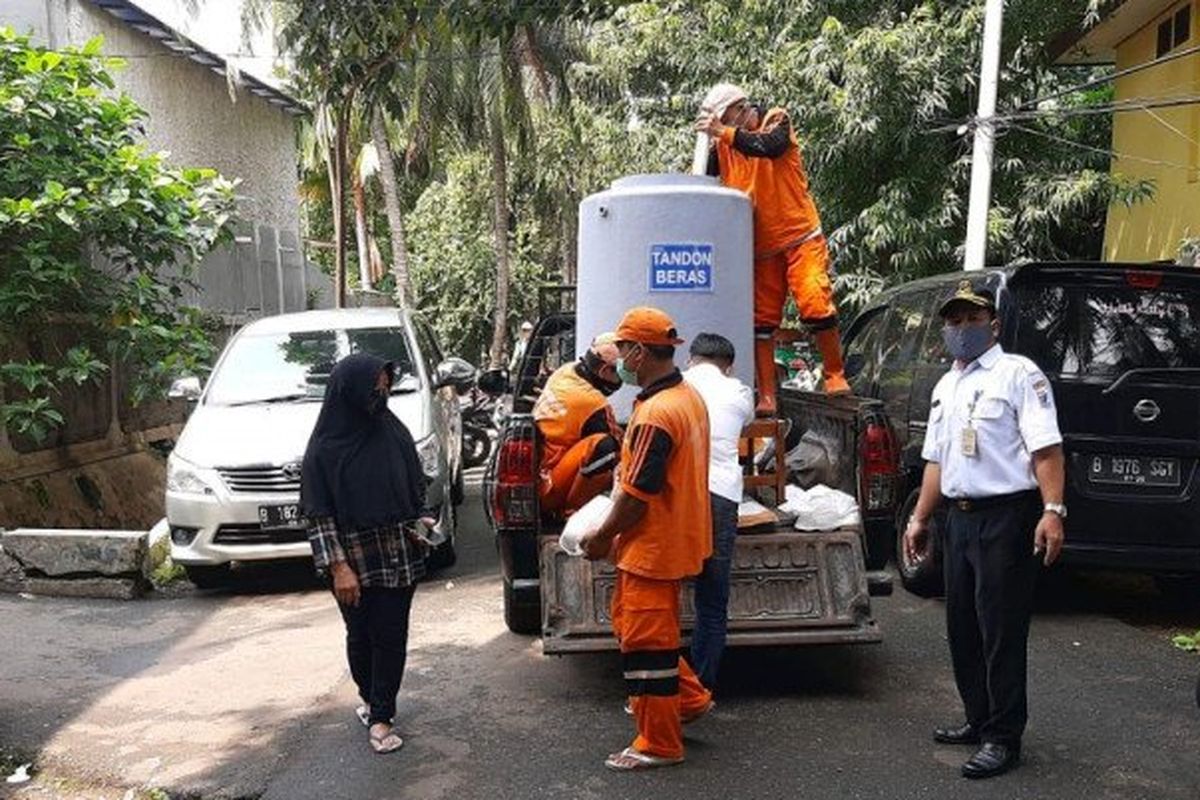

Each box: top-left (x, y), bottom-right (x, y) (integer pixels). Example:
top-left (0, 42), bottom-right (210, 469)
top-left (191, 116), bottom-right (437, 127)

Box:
top-left (1087, 455), bottom-right (1181, 488)
top-left (258, 503), bottom-right (306, 529)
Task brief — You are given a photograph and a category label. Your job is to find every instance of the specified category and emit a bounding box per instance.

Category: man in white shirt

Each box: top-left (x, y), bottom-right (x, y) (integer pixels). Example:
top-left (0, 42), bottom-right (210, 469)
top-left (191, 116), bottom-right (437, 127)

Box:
top-left (683, 333), bottom-right (755, 689)
top-left (904, 280), bottom-right (1065, 780)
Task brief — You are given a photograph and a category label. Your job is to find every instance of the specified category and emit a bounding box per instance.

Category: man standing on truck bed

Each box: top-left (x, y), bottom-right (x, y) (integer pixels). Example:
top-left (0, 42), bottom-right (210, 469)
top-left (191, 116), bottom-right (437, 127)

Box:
top-left (533, 332), bottom-right (623, 515)
top-left (580, 307), bottom-right (714, 771)
top-left (696, 82), bottom-right (849, 414)
top-left (904, 280), bottom-right (1066, 780)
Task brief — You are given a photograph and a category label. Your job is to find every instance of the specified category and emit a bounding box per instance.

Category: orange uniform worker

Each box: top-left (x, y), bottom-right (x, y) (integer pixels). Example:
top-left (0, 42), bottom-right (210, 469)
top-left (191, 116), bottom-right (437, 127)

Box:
top-left (697, 82), bottom-right (850, 413)
top-left (532, 332), bottom-right (623, 514)
top-left (580, 307), bottom-right (714, 771)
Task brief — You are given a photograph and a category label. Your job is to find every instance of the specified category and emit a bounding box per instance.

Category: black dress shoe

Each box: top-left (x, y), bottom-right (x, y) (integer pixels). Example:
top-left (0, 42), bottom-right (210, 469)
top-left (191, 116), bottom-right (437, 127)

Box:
top-left (961, 742), bottom-right (1020, 779)
top-left (932, 722), bottom-right (980, 745)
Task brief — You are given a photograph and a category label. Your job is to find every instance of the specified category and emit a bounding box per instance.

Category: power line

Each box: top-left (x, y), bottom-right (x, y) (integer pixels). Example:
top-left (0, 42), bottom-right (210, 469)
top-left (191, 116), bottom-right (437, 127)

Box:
top-left (1007, 121), bottom-right (1195, 171)
top-left (1013, 41), bottom-right (1200, 112)
top-left (927, 93), bottom-right (1200, 134)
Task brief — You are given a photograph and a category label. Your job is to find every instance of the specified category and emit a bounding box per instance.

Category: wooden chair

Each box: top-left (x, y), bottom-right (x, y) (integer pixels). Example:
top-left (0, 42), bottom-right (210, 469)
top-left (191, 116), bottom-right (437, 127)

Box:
top-left (741, 417), bottom-right (788, 506)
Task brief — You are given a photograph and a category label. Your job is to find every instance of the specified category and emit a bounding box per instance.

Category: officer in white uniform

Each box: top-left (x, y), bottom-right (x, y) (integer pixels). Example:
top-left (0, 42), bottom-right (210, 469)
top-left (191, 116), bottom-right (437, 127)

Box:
top-left (904, 280), bottom-right (1066, 780)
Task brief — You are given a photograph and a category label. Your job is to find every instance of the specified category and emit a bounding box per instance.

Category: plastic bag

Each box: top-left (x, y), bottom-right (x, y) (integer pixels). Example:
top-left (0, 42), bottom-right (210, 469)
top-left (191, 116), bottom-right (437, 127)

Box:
top-left (781, 484), bottom-right (860, 531)
top-left (559, 494), bottom-right (613, 556)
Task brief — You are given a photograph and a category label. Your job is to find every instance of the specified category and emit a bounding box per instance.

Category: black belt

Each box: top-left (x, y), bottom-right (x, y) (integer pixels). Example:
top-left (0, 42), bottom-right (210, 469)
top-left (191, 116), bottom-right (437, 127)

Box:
top-left (948, 490), bottom-right (1039, 513)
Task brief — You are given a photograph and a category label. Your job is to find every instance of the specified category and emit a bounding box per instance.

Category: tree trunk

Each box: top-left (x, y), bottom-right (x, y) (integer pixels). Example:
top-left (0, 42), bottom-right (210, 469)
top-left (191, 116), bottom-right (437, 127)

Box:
top-left (371, 108), bottom-right (411, 308)
top-left (352, 171), bottom-right (371, 292)
top-left (486, 107), bottom-right (511, 370)
top-left (327, 136), bottom-right (346, 309)
top-left (560, 200), bottom-right (577, 284)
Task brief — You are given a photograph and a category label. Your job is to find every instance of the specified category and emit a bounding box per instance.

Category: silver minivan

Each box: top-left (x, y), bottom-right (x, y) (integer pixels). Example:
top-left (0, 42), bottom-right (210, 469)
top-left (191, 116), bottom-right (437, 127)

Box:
top-left (165, 308), bottom-right (474, 587)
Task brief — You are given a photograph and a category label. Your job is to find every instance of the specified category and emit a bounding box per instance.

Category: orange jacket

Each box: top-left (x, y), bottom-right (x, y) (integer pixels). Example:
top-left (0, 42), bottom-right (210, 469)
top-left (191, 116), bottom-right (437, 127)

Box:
top-left (715, 107), bottom-right (821, 258)
top-left (615, 373), bottom-right (711, 581)
top-left (533, 362), bottom-right (620, 474)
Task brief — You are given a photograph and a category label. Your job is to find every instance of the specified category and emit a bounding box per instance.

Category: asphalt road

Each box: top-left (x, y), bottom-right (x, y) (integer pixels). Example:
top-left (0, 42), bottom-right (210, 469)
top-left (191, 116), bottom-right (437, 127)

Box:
top-left (3, 475), bottom-right (1198, 800)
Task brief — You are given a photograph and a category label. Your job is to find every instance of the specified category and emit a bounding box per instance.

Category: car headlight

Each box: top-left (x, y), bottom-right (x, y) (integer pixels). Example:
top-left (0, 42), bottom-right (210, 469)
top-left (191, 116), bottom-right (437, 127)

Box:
top-left (416, 435), bottom-right (440, 479)
top-left (166, 454), bottom-right (217, 496)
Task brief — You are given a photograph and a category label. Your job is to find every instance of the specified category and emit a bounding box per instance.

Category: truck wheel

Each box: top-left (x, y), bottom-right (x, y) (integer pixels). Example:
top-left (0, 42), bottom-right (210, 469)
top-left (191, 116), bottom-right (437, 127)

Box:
top-left (895, 490), bottom-right (944, 598)
top-left (504, 579), bottom-right (541, 635)
top-left (863, 519), bottom-right (893, 570)
top-left (184, 563), bottom-right (232, 590)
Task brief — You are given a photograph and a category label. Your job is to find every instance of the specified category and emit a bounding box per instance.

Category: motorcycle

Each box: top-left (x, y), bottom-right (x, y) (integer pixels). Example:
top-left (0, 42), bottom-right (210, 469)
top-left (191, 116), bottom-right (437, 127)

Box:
top-left (460, 387), bottom-right (497, 469)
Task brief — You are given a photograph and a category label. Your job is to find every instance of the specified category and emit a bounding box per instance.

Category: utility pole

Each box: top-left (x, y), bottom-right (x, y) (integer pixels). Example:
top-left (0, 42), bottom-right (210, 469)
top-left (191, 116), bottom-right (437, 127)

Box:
top-left (963, 0), bottom-right (1005, 271)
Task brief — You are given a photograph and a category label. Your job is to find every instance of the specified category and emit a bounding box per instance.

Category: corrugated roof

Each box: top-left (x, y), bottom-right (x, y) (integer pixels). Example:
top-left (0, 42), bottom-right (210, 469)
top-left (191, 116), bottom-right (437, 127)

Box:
top-left (88, 0), bottom-right (306, 115)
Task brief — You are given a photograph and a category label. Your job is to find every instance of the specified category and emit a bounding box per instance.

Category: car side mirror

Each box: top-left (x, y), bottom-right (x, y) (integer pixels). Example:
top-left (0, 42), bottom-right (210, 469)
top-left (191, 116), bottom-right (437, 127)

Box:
top-left (476, 367), bottom-right (510, 397)
top-left (434, 357), bottom-right (477, 390)
top-left (168, 376), bottom-right (202, 402)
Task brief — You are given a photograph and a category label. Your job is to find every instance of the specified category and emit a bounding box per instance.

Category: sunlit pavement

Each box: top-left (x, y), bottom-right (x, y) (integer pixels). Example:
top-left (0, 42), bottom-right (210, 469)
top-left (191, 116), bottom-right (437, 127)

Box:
top-left (3, 473), bottom-right (1198, 799)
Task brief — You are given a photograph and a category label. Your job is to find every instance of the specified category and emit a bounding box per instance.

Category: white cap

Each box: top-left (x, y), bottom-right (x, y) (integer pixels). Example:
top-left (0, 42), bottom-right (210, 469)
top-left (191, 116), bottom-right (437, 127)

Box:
top-left (700, 82), bottom-right (748, 116)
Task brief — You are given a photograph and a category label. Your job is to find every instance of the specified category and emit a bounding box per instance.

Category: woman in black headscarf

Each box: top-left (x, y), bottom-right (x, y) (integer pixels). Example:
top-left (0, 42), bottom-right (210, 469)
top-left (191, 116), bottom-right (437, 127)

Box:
top-left (301, 352), bottom-right (431, 755)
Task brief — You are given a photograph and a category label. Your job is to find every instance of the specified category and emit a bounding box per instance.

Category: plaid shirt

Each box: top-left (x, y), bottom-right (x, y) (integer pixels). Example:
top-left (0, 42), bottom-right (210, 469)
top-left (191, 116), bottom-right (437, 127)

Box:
top-left (308, 516), bottom-right (426, 589)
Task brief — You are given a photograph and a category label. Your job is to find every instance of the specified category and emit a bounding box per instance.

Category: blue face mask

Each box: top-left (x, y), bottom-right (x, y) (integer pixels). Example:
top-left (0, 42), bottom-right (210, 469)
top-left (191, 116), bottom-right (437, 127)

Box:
top-left (615, 347), bottom-right (641, 386)
top-left (942, 322), bottom-right (994, 363)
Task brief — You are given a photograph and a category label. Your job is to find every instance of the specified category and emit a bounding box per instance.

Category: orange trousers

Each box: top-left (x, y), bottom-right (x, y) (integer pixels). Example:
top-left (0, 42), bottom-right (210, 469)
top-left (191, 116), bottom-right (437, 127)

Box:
top-left (611, 569), bottom-right (711, 759)
top-left (753, 234), bottom-right (837, 329)
top-left (538, 433), bottom-right (614, 514)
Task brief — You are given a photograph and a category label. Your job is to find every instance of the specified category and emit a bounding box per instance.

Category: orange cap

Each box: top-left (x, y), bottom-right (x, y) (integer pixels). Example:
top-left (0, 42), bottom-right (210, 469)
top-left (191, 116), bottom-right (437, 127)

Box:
top-left (615, 306), bottom-right (684, 346)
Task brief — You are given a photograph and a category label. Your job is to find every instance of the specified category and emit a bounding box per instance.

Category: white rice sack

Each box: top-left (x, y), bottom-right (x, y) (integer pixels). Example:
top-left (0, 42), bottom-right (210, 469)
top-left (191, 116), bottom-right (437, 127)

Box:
top-left (559, 494), bottom-right (614, 556)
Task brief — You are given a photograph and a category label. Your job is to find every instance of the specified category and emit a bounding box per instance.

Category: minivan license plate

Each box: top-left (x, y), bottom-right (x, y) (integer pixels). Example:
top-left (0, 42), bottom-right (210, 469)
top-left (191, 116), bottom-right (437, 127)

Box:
top-left (1087, 455), bottom-right (1181, 488)
top-left (259, 503), bottom-right (305, 529)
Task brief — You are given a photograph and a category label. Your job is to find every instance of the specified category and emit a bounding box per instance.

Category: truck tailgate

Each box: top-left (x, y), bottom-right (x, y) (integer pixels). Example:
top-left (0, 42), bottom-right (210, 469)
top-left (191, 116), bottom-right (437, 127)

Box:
top-left (539, 528), bottom-right (880, 654)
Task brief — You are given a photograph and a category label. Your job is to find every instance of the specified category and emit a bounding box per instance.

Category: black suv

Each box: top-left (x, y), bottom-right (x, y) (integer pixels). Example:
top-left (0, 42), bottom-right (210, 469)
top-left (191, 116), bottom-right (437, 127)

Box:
top-left (841, 262), bottom-right (1200, 597)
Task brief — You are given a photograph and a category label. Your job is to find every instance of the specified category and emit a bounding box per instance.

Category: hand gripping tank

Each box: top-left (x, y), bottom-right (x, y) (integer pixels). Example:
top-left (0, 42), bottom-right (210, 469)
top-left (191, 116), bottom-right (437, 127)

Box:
top-left (576, 174), bottom-right (754, 420)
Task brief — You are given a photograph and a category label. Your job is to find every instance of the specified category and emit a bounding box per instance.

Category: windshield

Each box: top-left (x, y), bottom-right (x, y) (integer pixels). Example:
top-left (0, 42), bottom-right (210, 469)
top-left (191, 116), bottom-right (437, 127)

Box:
top-left (205, 327), bottom-right (419, 406)
top-left (1014, 284), bottom-right (1200, 379)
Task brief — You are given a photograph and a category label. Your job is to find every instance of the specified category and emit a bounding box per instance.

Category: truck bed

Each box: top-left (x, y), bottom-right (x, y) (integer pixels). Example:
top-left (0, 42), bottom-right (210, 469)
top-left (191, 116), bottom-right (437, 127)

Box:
top-left (539, 523), bottom-right (880, 654)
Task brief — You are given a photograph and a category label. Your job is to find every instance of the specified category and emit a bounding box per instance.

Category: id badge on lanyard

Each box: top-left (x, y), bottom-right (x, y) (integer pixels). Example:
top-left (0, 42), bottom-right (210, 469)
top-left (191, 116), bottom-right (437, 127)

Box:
top-left (960, 389), bottom-right (981, 458)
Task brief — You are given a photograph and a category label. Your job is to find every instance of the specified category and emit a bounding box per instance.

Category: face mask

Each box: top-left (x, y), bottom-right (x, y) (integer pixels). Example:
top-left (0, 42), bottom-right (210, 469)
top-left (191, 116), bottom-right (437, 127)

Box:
top-left (368, 386), bottom-right (388, 415)
top-left (615, 348), bottom-right (641, 386)
top-left (942, 322), bottom-right (994, 363)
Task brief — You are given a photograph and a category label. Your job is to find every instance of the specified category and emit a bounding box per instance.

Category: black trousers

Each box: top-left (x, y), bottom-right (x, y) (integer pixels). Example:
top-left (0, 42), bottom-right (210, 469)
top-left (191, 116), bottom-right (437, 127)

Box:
top-left (337, 584), bottom-right (417, 725)
top-left (943, 492), bottom-right (1041, 748)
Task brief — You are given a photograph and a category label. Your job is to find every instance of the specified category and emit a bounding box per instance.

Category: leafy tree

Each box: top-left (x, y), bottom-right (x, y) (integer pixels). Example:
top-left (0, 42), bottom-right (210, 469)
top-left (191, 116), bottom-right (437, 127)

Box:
top-left (0, 29), bottom-right (235, 443)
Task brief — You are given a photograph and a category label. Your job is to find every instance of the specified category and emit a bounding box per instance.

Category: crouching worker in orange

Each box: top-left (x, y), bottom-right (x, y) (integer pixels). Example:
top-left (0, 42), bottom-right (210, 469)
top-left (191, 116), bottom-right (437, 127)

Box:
top-left (532, 332), bottom-right (623, 515)
top-left (697, 82), bottom-right (850, 413)
top-left (580, 307), bottom-right (714, 771)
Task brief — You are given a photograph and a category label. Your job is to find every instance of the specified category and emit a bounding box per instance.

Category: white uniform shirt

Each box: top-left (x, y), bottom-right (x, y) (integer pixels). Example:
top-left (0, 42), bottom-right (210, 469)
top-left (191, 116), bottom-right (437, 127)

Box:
top-left (684, 363), bottom-right (755, 503)
top-left (920, 344), bottom-right (1062, 499)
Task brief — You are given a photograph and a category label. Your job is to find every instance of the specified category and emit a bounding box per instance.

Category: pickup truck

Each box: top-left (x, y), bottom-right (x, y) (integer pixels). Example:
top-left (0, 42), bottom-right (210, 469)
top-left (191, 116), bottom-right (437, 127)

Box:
top-left (483, 310), bottom-right (898, 653)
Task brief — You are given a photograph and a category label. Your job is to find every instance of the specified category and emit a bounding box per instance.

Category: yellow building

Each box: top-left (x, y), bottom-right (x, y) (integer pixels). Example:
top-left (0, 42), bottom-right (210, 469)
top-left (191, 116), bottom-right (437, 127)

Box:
top-left (1055, 0), bottom-right (1199, 262)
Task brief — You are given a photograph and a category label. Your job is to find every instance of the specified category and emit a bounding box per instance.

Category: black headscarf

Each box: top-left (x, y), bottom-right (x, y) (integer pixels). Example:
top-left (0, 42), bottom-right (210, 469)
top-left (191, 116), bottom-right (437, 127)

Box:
top-left (300, 352), bottom-right (425, 531)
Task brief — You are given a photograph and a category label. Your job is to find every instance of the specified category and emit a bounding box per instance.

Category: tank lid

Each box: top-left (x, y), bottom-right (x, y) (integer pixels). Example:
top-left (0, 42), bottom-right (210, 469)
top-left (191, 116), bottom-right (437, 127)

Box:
top-left (610, 174), bottom-right (721, 190)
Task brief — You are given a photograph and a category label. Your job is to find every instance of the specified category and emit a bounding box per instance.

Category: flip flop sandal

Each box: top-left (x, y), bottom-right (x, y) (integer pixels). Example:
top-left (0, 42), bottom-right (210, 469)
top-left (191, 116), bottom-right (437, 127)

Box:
top-left (604, 747), bottom-right (683, 771)
top-left (355, 705), bottom-right (370, 727)
top-left (369, 728), bottom-right (404, 755)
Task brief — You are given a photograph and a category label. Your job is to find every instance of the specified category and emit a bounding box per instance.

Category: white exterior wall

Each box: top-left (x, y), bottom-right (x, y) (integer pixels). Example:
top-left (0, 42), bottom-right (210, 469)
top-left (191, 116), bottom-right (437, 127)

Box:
top-left (2, 0), bottom-right (328, 314)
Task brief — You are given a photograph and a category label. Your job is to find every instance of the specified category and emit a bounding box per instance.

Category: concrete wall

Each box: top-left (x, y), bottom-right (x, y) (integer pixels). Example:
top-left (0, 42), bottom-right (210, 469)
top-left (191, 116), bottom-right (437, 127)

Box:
top-left (1105, 0), bottom-right (1200, 262)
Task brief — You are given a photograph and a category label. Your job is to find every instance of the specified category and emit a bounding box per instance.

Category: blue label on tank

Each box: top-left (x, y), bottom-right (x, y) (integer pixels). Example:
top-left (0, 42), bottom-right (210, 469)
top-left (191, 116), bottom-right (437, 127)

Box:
top-left (648, 243), bottom-right (714, 292)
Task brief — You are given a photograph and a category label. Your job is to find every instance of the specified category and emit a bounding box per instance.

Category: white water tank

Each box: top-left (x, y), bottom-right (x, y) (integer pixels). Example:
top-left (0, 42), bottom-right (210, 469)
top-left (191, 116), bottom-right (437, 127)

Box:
top-left (577, 174), bottom-right (754, 419)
